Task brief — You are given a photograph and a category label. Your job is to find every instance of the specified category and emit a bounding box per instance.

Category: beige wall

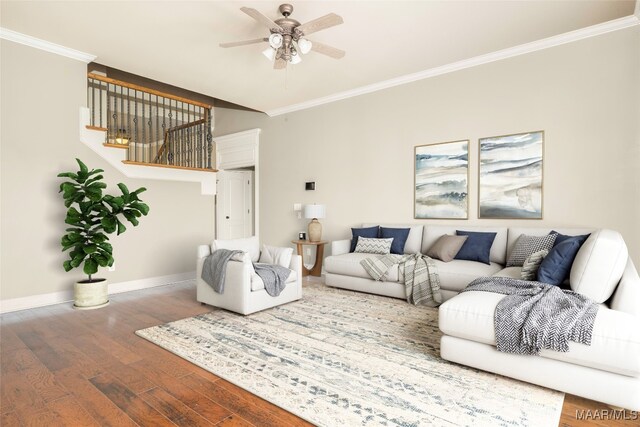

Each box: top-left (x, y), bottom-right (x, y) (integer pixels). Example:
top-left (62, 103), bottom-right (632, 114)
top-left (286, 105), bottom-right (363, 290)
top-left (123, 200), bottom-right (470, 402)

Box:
top-left (0, 40), bottom-right (214, 300)
top-left (214, 27), bottom-right (640, 265)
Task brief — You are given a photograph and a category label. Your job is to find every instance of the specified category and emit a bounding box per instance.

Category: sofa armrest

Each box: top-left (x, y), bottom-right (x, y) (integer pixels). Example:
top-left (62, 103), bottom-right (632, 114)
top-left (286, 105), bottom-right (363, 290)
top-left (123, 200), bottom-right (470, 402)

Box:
top-left (331, 239), bottom-right (351, 256)
top-left (289, 254), bottom-right (302, 276)
top-left (611, 259), bottom-right (640, 317)
top-left (197, 244), bottom-right (211, 259)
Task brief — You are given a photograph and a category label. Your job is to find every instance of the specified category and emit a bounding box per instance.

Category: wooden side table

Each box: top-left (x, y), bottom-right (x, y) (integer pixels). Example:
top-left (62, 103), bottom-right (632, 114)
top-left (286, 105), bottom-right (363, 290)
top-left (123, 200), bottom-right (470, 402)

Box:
top-left (291, 240), bottom-right (328, 277)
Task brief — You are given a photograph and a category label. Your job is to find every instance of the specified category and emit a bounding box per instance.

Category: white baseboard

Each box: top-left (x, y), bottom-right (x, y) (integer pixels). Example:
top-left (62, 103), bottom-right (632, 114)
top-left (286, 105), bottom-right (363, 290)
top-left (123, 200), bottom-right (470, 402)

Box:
top-left (0, 271), bottom-right (195, 314)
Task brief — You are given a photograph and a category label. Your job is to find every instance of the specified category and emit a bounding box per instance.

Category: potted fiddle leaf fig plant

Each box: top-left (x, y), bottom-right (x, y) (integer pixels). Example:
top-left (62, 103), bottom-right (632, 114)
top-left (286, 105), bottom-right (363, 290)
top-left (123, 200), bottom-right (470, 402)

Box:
top-left (58, 159), bottom-right (149, 309)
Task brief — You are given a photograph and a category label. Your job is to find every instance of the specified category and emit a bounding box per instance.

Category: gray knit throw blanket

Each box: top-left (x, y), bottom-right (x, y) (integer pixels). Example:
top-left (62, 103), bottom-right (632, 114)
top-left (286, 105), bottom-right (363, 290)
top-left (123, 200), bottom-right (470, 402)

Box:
top-left (201, 249), bottom-right (244, 294)
top-left (462, 277), bottom-right (599, 355)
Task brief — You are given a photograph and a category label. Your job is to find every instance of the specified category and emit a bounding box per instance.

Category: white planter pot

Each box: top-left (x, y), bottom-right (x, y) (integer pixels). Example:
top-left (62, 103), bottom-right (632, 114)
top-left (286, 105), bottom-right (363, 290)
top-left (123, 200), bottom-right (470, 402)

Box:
top-left (73, 278), bottom-right (109, 310)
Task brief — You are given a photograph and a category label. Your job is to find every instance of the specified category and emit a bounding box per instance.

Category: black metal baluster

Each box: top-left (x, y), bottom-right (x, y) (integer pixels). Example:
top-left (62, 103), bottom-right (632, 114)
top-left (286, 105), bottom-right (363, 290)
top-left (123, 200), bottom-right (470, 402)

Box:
top-left (99, 81), bottom-right (103, 128)
top-left (90, 79), bottom-right (95, 126)
top-left (106, 84), bottom-right (111, 142)
top-left (206, 108), bottom-right (213, 169)
top-left (133, 89), bottom-right (138, 162)
top-left (155, 95), bottom-right (159, 164)
top-left (146, 94), bottom-right (151, 163)
top-left (126, 87), bottom-right (130, 161)
top-left (113, 84), bottom-right (118, 145)
top-left (120, 85), bottom-right (124, 147)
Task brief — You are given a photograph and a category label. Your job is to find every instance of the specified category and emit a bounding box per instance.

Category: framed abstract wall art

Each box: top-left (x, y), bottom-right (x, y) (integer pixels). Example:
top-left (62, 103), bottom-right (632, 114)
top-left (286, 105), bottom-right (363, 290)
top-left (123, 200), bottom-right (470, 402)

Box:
top-left (415, 140), bottom-right (469, 219)
top-left (478, 131), bottom-right (544, 219)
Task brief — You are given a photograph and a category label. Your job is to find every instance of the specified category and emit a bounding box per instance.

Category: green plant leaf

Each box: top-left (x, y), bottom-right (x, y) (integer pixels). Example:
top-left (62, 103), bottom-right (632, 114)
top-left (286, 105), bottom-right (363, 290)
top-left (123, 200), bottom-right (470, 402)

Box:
top-left (133, 187), bottom-right (147, 195)
top-left (76, 158), bottom-right (89, 174)
top-left (97, 242), bottom-right (113, 253)
top-left (63, 260), bottom-right (73, 272)
top-left (83, 245), bottom-right (98, 254)
top-left (130, 202), bottom-right (150, 215)
top-left (116, 220), bottom-right (126, 235)
top-left (83, 258), bottom-right (98, 275)
top-left (122, 210), bottom-right (139, 226)
top-left (117, 183), bottom-right (130, 195)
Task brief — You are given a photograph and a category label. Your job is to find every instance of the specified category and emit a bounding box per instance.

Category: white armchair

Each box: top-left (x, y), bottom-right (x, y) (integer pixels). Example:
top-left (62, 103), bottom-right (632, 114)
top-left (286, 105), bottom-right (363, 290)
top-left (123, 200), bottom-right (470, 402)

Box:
top-left (196, 236), bottom-right (302, 315)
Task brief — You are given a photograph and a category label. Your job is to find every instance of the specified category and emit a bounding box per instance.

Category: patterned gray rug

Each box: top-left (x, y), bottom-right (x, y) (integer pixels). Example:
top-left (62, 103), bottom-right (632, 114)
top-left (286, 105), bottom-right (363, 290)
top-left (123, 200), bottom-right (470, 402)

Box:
top-left (136, 283), bottom-right (563, 426)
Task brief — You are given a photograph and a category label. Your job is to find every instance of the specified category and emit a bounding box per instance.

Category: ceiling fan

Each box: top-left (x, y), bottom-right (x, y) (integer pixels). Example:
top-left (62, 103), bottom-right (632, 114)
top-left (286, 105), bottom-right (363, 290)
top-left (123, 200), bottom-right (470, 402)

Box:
top-left (220, 3), bottom-right (345, 69)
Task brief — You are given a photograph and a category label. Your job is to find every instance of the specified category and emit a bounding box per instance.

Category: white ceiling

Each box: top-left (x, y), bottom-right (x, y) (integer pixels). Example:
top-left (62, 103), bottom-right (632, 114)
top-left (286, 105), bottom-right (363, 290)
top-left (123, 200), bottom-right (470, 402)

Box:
top-left (1, 1), bottom-right (637, 114)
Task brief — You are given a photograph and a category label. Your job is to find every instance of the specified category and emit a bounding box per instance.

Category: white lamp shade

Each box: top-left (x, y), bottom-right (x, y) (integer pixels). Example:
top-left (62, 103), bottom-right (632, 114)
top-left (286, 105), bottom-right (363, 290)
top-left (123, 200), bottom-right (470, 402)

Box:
top-left (298, 38), bottom-right (312, 54)
top-left (262, 47), bottom-right (276, 61)
top-left (268, 33), bottom-right (283, 49)
top-left (290, 53), bottom-right (302, 65)
top-left (304, 204), bottom-right (326, 219)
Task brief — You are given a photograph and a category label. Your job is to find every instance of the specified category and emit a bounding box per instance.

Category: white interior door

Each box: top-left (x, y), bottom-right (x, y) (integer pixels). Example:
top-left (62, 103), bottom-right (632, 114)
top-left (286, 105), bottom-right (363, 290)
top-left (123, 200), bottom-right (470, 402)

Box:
top-left (216, 170), bottom-right (253, 239)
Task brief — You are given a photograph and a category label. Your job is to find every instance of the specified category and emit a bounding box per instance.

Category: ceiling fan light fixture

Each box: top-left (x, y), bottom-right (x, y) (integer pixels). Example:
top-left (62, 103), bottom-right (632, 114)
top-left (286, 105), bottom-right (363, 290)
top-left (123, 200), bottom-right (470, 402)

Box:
top-left (298, 38), bottom-right (312, 54)
top-left (268, 33), bottom-right (283, 49)
top-left (290, 52), bottom-right (302, 65)
top-left (262, 47), bottom-right (276, 61)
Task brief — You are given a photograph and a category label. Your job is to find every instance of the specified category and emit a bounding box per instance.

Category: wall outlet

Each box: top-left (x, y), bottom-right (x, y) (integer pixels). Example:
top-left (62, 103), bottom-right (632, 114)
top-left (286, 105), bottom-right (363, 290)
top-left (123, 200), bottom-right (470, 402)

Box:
top-left (108, 262), bottom-right (116, 272)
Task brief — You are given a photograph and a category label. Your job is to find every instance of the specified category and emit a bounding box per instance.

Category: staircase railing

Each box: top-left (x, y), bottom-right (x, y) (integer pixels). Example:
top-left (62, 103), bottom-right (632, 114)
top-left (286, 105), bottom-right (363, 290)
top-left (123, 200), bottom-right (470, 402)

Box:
top-left (87, 73), bottom-right (213, 169)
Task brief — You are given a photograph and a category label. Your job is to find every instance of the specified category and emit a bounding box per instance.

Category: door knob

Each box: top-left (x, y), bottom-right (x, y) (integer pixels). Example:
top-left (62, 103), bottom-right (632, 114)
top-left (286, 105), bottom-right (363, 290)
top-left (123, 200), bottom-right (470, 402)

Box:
top-left (226, 216), bottom-right (230, 219)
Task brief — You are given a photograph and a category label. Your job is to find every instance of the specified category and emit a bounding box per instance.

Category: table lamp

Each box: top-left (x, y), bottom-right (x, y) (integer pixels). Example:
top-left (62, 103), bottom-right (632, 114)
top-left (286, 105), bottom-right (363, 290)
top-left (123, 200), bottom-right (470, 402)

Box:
top-left (304, 204), bottom-right (326, 242)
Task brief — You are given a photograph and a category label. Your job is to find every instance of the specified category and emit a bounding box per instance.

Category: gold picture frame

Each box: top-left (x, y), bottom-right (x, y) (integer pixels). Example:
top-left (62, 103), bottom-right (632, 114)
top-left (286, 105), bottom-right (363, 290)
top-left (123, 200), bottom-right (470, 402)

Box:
top-left (414, 140), bottom-right (469, 220)
top-left (478, 130), bottom-right (544, 219)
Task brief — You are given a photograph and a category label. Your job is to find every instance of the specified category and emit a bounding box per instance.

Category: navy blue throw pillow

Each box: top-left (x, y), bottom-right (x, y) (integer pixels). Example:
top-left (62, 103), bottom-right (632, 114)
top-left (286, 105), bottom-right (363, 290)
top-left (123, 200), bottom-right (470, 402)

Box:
top-left (454, 230), bottom-right (497, 265)
top-left (537, 239), bottom-right (583, 286)
top-left (380, 227), bottom-right (410, 255)
top-left (350, 226), bottom-right (380, 252)
top-left (550, 231), bottom-right (590, 247)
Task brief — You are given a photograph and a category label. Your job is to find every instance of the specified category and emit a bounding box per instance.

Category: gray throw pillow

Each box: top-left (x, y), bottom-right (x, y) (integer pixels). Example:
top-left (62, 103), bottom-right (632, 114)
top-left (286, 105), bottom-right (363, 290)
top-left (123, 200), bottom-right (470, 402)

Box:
top-left (521, 249), bottom-right (549, 280)
top-left (354, 237), bottom-right (393, 255)
top-left (426, 235), bottom-right (468, 262)
top-left (507, 234), bottom-right (557, 267)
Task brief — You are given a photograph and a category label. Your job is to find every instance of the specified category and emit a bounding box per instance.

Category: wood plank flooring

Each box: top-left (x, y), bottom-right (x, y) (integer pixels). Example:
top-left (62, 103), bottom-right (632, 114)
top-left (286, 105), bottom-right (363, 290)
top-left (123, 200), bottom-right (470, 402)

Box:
top-left (0, 282), bottom-right (636, 426)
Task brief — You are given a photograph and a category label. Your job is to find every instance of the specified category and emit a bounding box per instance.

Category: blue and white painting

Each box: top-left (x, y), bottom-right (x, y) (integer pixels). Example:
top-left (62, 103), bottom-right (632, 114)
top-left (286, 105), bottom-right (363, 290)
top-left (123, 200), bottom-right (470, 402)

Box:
top-left (415, 140), bottom-right (468, 219)
top-left (479, 131), bottom-right (544, 219)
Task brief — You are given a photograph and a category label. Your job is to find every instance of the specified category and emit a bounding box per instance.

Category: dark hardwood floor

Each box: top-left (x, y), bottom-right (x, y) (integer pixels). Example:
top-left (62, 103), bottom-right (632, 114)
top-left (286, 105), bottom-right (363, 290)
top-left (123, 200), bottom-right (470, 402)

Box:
top-left (0, 281), bottom-right (635, 426)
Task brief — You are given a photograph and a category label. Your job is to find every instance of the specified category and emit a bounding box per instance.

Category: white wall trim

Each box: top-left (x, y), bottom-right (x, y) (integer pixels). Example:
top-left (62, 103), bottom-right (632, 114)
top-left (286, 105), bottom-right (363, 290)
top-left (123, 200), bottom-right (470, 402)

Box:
top-left (0, 271), bottom-right (195, 314)
top-left (0, 27), bottom-right (97, 63)
top-left (265, 14), bottom-right (640, 117)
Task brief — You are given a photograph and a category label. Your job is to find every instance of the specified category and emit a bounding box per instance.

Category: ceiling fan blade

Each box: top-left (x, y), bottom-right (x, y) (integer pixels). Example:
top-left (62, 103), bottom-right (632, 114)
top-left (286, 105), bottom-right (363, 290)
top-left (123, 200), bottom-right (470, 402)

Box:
top-left (309, 40), bottom-right (345, 59)
top-left (298, 13), bottom-right (343, 36)
top-left (219, 38), bottom-right (268, 48)
top-left (240, 7), bottom-right (283, 31)
top-left (274, 58), bottom-right (287, 69)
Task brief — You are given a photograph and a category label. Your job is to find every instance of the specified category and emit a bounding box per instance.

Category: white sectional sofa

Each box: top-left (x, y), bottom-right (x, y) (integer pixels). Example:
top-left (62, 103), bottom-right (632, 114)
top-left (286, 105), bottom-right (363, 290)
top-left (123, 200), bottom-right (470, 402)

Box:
top-left (324, 224), bottom-right (640, 410)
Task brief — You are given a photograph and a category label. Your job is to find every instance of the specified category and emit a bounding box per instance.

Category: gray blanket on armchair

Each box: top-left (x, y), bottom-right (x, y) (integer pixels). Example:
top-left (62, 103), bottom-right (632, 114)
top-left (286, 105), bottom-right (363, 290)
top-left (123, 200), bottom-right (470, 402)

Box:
top-left (253, 263), bottom-right (291, 297)
top-left (201, 249), bottom-right (244, 294)
top-left (462, 276), bottom-right (599, 355)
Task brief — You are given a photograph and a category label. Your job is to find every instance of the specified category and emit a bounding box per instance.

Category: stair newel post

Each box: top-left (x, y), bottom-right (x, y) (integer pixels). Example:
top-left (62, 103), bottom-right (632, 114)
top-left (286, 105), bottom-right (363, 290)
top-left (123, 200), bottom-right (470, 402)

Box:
top-left (206, 107), bottom-right (213, 169)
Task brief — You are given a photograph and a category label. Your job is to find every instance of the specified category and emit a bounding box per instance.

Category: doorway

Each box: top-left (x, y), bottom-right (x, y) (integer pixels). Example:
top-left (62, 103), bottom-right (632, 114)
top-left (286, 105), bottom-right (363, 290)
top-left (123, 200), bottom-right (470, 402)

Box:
top-left (216, 170), bottom-right (254, 239)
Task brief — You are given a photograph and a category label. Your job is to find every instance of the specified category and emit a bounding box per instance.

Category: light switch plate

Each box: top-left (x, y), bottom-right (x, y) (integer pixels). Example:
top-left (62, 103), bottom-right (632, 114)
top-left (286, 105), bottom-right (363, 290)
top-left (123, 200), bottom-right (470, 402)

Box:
top-left (293, 203), bottom-right (302, 211)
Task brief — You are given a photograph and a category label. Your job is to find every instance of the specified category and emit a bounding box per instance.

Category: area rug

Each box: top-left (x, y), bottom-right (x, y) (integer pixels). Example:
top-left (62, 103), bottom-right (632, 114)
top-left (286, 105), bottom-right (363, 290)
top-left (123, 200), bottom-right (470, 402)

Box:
top-left (136, 283), bottom-right (564, 426)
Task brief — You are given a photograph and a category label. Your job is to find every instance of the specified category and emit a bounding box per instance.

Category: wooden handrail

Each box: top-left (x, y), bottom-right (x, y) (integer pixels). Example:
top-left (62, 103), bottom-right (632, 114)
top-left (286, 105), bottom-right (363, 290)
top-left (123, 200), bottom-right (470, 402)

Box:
top-left (87, 73), bottom-right (213, 109)
top-left (154, 116), bottom-right (208, 164)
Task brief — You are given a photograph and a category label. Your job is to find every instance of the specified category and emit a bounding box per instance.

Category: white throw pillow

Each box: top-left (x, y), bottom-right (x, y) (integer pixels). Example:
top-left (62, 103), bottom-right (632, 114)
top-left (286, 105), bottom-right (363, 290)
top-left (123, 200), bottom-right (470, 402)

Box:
top-left (354, 237), bottom-right (393, 255)
top-left (259, 244), bottom-right (293, 268)
top-left (570, 229), bottom-right (628, 303)
top-left (212, 236), bottom-right (260, 262)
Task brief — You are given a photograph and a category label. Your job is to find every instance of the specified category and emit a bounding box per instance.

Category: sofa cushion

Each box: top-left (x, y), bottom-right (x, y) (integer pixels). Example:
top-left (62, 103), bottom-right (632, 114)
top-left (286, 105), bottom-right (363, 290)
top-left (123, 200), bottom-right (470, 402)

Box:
top-left (439, 291), bottom-right (640, 376)
top-left (425, 235), bottom-right (468, 262)
top-left (350, 226), bottom-right (379, 252)
top-left (552, 231), bottom-right (590, 247)
top-left (422, 226), bottom-right (508, 264)
top-left (537, 239), bottom-right (583, 286)
top-left (434, 259), bottom-right (503, 292)
top-left (212, 236), bottom-right (260, 262)
top-left (354, 237), bottom-right (393, 255)
top-left (506, 234), bottom-right (556, 267)
top-left (251, 269), bottom-right (297, 291)
top-left (506, 227), bottom-right (594, 262)
top-left (363, 223), bottom-right (424, 254)
top-left (455, 230), bottom-right (497, 265)
top-left (492, 266), bottom-right (522, 280)
top-left (258, 244), bottom-right (293, 268)
top-left (324, 253), bottom-right (400, 282)
top-left (570, 229), bottom-right (628, 303)
top-left (380, 227), bottom-right (411, 255)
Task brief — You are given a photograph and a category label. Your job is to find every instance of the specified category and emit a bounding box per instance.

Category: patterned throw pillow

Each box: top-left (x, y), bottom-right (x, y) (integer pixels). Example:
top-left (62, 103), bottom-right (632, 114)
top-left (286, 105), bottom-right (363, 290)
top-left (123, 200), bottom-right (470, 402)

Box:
top-left (521, 249), bottom-right (549, 280)
top-left (507, 234), bottom-right (557, 267)
top-left (354, 237), bottom-right (393, 255)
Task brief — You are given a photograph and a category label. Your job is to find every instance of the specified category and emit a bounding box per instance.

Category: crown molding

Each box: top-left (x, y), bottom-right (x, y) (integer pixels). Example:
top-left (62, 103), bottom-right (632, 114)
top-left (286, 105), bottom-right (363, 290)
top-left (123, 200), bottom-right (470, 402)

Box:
top-left (265, 14), bottom-right (640, 117)
top-left (0, 27), bottom-right (96, 63)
